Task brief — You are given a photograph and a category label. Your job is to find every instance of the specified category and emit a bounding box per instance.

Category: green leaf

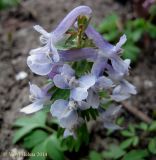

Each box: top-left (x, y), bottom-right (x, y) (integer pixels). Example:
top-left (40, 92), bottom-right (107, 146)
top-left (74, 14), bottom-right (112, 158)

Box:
top-left (13, 124), bottom-right (41, 144)
top-left (121, 130), bottom-right (134, 137)
top-left (131, 30), bottom-right (143, 42)
top-left (123, 150), bottom-right (149, 160)
top-left (132, 136), bottom-right (139, 147)
top-left (103, 31), bottom-right (119, 41)
top-left (148, 139), bottom-right (156, 154)
top-left (123, 43), bottom-right (140, 62)
top-left (149, 121), bottom-right (156, 131)
top-left (30, 142), bottom-right (47, 160)
top-left (61, 124), bottom-right (89, 152)
top-left (14, 111), bottom-right (47, 127)
top-left (89, 151), bottom-right (102, 160)
top-left (102, 145), bottom-right (125, 159)
top-left (120, 138), bottom-right (133, 149)
top-left (23, 130), bottom-right (49, 149)
top-left (13, 111), bottom-right (47, 144)
top-left (98, 14), bottom-right (119, 33)
top-left (138, 122), bottom-right (148, 131)
top-left (47, 134), bottom-right (64, 160)
top-left (0, 0), bottom-right (20, 10)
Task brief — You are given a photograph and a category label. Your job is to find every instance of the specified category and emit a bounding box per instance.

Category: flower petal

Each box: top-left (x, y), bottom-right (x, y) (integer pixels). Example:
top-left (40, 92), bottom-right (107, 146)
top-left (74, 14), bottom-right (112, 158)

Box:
top-left (79, 74), bottom-right (96, 89)
top-left (87, 89), bottom-right (99, 108)
top-left (78, 101), bottom-right (90, 110)
top-left (20, 101), bottom-right (44, 114)
top-left (53, 74), bottom-right (69, 89)
top-left (29, 83), bottom-right (44, 98)
top-left (111, 56), bottom-right (130, 74)
top-left (115, 34), bottom-right (127, 51)
top-left (70, 87), bottom-right (88, 101)
top-left (60, 110), bottom-right (78, 129)
top-left (50, 99), bottom-right (68, 119)
top-left (96, 76), bottom-right (113, 89)
top-left (91, 58), bottom-right (107, 77)
top-left (27, 52), bottom-right (53, 75)
top-left (60, 48), bottom-right (97, 62)
top-left (85, 25), bottom-right (114, 54)
top-left (34, 25), bottom-right (49, 37)
top-left (53, 6), bottom-right (92, 37)
top-left (111, 79), bottom-right (136, 102)
top-left (121, 80), bottom-right (137, 95)
top-left (61, 64), bottom-right (75, 77)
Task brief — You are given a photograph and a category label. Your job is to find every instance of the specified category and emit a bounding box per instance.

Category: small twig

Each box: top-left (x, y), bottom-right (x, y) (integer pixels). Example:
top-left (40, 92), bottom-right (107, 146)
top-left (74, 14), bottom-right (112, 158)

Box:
top-left (122, 102), bottom-right (153, 124)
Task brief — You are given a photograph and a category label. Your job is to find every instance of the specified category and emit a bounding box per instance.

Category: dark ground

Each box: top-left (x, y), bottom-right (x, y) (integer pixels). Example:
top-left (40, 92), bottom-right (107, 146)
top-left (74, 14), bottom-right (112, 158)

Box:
top-left (0, 0), bottom-right (155, 159)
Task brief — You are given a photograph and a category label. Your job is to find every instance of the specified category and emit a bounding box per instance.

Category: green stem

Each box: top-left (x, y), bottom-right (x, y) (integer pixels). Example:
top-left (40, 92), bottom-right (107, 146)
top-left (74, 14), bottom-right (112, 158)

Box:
top-left (42, 126), bottom-right (56, 133)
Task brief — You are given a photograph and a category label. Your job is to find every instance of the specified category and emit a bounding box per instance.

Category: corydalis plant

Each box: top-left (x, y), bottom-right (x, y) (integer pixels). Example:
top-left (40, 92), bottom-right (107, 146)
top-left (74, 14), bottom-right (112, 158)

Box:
top-left (21, 6), bottom-right (136, 138)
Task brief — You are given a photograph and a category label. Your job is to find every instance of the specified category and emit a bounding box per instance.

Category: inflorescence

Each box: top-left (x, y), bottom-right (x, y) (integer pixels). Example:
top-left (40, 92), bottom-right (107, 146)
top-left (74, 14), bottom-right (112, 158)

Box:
top-left (20, 6), bottom-right (137, 138)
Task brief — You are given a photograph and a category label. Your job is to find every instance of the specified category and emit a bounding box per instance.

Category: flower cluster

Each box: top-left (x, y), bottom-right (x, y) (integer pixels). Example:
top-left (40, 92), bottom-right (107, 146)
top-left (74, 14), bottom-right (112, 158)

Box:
top-left (21, 6), bottom-right (136, 137)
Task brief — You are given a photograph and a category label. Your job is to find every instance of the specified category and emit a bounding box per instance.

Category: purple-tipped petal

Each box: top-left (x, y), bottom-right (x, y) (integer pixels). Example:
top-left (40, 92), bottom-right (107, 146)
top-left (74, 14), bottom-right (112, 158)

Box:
top-left (27, 52), bottom-right (53, 75)
top-left (70, 87), bottom-right (88, 101)
top-left (20, 101), bottom-right (44, 114)
top-left (96, 76), bottom-right (113, 89)
top-left (106, 64), bottom-right (124, 81)
top-left (78, 101), bottom-right (90, 110)
top-left (61, 64), bottom-right (75, 77)
top-left (111, 56), bottom-right (130, 74)
top-left (53, 6), bottom-right (92, 37)
top-left (114, 34), bottom-right (127, 52)
top-left (121, 80), bottom-right (137, 95)
top-left (87, 89), bottom-right (99, 108)
top-left (111, 80), bottom-right (136, 102)
top-left (50, 99), bottom-right (68, 119)
top-left (100, 105), bottom-right (122, 130)
top-left (85, 25), bottom-right (114, 54)
top-left (29, 83), bottom-right (44, 98)
top-left (53, 74), bottom-right (69, 89)
top-left (79, 74), bottom-right (96, 89)
top-left (48, 64), bottom-right (63, 79)
top-left (91, 58), bottom-right (107, 77)
top-left (60, 110), bottom-right (78, 129)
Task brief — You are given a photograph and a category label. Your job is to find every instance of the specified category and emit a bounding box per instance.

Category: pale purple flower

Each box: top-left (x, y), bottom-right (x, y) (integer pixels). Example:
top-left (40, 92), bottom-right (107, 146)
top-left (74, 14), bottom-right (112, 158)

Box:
top-left (53, 64), bottom-right (76, 89)
top-left (52, 6), bottom-right (92, 38)
top-left (85, 26), bottom-right (129, 75)
top-left (53, 64), bottom-right (96, 101)
top-left (86, 75), bottom-right (113, 108)
top-left (99, 105), bottom-right (122, 130)
top-left (24, 5), bottom-right (137, 136)
top-left (111, 80), bottom-right (137, 102)
top-left (28, 6), bottom-right (93, 76)
top-left (106, 59), bottom-right (131, 82)
top-left (32, 25), bottom-right (61, 62)
top-left (20, 82), bottom-right (53, 114)
top-left (51, 99), bottom-right (90, 136)
top-left (27, 48), bottom-right (97, 76)
top-left (70, 74), bottom-right (96, 101)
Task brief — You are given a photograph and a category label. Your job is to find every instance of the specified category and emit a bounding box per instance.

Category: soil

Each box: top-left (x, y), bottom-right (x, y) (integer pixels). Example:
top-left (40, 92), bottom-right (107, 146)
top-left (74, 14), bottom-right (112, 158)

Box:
top-left (0, 0), bottom-right (155, 160)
